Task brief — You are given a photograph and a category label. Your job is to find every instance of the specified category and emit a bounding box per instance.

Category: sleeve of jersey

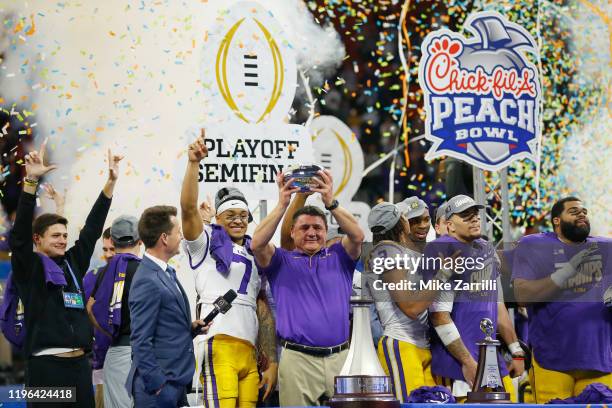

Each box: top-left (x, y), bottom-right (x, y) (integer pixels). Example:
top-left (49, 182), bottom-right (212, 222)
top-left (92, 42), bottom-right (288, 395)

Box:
top-left (256, 247), bottom-right (285, 279)
top-left (497, 277), bottom-right (504, 302)
top-left (429, 289), bottom-right (455, 313)
top-left (183, 226), bottom-right (211, 270)
top-left (511, 238), bottom-right (541, 281)
top-left (331, 242), bottom-right (358, 277)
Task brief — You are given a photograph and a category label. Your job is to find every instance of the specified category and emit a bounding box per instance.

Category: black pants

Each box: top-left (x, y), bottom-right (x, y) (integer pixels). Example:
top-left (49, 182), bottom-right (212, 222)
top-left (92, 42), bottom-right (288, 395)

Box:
top-left (26, 354), bottom-right (94, 408)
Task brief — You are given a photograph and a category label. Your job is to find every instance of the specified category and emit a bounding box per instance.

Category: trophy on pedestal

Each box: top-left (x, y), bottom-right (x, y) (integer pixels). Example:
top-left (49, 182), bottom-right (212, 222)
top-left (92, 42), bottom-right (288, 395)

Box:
top-left (329, 298), bottom-right (399, 408)
top-left (466, 318), bottom-right (511, 403)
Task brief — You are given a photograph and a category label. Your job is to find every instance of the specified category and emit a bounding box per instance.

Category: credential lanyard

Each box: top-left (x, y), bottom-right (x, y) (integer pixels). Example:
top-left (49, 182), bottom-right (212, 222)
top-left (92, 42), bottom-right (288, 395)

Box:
top-left (64, 261), bottom-right (82, 293)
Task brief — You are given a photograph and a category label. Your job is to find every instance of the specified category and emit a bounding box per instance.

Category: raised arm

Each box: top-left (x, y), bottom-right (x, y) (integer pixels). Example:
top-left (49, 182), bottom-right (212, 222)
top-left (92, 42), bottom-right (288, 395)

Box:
top-left (43, 183), bottom-right (66, 216)
top-left (181, 130), bottom-right (208, 241)
top-left (279, 193), bottom-right (309, 250)
top-left (251, 172), bottom-right (298, 268)
top-left (68, 150), bottom-right (121, 276)
top-left (311, 169), bottom-right (364, 259)
top-left (9, 139), bottom-right (58, 282)
top-left (102, 149), bottom-right (122, 199)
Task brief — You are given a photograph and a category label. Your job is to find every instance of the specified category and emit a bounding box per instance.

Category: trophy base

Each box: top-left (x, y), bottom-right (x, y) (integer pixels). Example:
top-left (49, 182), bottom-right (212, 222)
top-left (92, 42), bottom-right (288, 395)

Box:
top-left (466, 391), bottom-right (511, 403)
top-left (329, 397), bottom-right (400, 408)
top-left (330, 376), bottom-right (400, 408)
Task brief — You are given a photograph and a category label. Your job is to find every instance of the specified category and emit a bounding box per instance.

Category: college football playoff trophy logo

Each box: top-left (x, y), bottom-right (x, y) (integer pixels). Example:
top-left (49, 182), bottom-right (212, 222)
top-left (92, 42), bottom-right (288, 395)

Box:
top-left (205, 1), bottom-right (297, 125)
top-left (419, 11), bottom-right (541, 171)
top-left (196, 1), bottom-right (313, 200)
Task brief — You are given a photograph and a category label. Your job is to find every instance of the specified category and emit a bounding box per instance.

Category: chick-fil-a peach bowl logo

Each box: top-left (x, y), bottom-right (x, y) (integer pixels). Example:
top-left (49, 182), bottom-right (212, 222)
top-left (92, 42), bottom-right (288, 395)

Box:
top-left (418, 11), bottom-right (541, 171)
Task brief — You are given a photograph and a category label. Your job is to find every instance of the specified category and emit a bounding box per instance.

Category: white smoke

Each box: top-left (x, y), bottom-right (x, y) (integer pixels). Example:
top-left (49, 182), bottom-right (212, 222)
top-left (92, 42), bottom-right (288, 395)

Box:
top-left (261, 0), bottom-right (346, 95)
top-left (0, 0), bottom-right (343, 242)
top-left (1, 0), bottom-right (339, 311)
top-left (558, 0), bottom-right (611, 236)
top-left (560, 109), bottom-right (611, 236)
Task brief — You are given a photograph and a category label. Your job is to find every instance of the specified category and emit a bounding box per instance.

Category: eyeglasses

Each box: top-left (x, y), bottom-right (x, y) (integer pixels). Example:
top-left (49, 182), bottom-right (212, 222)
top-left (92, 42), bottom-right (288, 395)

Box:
top-left (223, 215), bottom-right (249, 223)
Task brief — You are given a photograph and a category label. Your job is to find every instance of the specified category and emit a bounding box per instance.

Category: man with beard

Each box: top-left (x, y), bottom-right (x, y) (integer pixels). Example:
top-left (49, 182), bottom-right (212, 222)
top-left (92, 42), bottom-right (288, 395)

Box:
top-left (396, 197), bottom-right (430, 251)
top-left (512, 197), bottom-right (611, 402)
top-left (423, 195), bottom-right (522, 401)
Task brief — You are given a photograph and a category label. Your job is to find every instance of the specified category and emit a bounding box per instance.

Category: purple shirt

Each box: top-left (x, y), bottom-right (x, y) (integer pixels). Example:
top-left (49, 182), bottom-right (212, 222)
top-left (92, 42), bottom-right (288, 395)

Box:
top-left (258, 242), bottom-right (356, 347)
top-left (512, 232), bottom-right (611, 372)
top-left (421, 235), bottom-right (507, 380)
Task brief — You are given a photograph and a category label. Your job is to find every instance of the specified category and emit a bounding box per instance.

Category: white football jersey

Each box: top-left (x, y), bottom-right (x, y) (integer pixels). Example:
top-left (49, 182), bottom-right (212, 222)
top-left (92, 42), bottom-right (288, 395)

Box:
top-left (363, 241), bottom-right (429, 348)
top-left (183, 225), bottom-right (261, 346)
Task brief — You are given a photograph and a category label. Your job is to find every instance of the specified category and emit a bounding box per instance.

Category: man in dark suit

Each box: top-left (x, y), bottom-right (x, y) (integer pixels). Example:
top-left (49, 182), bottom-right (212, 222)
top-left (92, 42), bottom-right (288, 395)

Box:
top-left (126, 205), bottom-right (209, 407)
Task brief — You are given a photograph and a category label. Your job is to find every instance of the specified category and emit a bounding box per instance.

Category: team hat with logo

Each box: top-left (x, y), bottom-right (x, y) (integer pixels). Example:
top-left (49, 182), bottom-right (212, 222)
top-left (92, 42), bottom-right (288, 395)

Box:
top-left (445, 195), bottom-right (484, 218)
top-left (368, 202), bottom-right (401, 234)
top-left (397, 196), bottom-right (429, 220)
top-left (111, 215), bottom-right (140, 247)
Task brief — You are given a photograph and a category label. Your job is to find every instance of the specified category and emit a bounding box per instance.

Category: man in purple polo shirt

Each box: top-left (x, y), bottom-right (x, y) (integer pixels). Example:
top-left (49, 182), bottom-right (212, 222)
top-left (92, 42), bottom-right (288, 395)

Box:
top-left (251, 170), bottom-right (365, 407)
top-left (512, 196), bottom-right (611, 402)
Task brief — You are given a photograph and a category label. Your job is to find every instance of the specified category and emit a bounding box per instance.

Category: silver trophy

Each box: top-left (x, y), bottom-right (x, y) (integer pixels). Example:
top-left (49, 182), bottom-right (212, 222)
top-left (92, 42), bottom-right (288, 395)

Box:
top-left (466, 318), bottom-right (511, 403)
top-left (604, 286), bottom-right (612, 308)
top-left (329, 298), bottom-right (399, 408)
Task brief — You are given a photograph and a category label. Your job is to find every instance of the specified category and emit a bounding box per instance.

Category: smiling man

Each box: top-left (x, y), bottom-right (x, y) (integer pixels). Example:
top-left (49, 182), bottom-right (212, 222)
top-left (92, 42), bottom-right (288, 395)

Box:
top-left (9, 141), bottom-right (122, 408)
top-left (180, 132), bottom-right (277, 408)
top-left (397, 196), bottom-right (431, 250)
top-left (251, 170), bottom-right (365, 407)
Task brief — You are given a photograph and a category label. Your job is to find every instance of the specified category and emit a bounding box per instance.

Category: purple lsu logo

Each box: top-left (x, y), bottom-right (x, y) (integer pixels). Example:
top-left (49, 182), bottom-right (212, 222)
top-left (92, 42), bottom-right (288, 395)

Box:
top-left (418, 11), bottom-right (541, 171)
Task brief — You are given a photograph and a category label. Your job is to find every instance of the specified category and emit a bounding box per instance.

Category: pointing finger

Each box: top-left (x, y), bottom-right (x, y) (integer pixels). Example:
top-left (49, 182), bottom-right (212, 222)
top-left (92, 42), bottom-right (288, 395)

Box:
top-left (39, 137), bottom-right (49, 163)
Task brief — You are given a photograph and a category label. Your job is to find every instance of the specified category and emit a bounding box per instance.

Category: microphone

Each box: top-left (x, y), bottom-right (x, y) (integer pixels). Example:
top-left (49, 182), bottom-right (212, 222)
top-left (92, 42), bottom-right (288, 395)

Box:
top-left (203, 289), bottom-right (237, 325)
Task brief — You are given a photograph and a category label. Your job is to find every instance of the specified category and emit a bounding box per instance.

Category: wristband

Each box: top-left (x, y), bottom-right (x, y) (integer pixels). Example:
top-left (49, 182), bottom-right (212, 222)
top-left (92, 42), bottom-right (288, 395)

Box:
top-left (325, 199), bottom-right (340, 211)
top-left (508, 341), bottom-right (523, 355)
top-left (434, 322), bottom-right (461, 346)
top-left (23, 178), bottom-right (39, 187)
